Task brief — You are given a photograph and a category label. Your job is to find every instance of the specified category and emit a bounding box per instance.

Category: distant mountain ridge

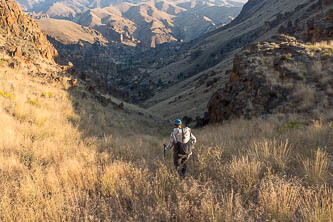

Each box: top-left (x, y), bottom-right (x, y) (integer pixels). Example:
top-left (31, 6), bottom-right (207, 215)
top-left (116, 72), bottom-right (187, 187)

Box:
top-left (17, 0), bottom-right (246, 47)
top-left (18, 0), bottom-right (247, 13)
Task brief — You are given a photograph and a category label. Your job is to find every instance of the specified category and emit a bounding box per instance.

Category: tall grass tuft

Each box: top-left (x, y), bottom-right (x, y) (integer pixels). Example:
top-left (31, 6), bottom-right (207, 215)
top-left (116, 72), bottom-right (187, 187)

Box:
top-left (250, 138), bottom-right (291, 171)
top-left (301, 186), bottom-right (333, 222)
top-left (228, 155), bottom-right (263, 197)
top-left (298, 148), bottom-right (329, 185)
top-left (258, 177), bottom-right (302, 222)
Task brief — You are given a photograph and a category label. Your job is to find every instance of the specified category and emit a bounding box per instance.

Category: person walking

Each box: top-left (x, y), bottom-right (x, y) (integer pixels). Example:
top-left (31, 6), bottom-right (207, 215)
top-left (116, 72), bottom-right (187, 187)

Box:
top-left (164, 119), bottom-right (197, 177)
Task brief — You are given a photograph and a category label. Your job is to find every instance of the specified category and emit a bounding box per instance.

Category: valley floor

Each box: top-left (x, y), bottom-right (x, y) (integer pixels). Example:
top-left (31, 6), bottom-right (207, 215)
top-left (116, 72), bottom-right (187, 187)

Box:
top-left (1, 67), bottom-right (333, 221)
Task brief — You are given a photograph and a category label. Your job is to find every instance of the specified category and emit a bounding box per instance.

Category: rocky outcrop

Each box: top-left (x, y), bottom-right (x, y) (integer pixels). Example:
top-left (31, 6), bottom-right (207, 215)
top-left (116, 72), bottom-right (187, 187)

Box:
top-left (278, 0), bottom-right (333, 46)
top-left (0, 0), bottom-right (57, 61)
top-left (208, 35), bottom-right (333, 123)
top-left (303, 2), bottom-right (333, 45)
top-left (320, 0), bottom-right (333, 7)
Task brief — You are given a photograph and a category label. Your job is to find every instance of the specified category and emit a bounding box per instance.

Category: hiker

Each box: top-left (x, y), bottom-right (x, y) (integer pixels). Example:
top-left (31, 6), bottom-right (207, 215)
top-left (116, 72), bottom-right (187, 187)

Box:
top-left (164, 119), bottom-right (197, 177)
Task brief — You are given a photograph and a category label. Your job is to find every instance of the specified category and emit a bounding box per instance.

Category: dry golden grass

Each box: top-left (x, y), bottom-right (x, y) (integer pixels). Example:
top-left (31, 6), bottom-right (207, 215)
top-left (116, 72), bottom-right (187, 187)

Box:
top-left (251, 138), bottom-right (291, 172)
top-left (229, 155), bottom-right (263, 198)
top-left (301, 186), bottom-right (333, 222)
top-left (298, 148), bottom-right (329, 185)
top-left (0, 67), bottom-right (333, 221)
top-left (258, 176), bottom-right (303, 222)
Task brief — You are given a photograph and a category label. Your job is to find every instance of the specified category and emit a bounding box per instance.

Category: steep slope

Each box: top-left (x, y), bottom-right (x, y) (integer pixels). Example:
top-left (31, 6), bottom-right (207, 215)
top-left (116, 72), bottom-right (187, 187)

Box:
top-left (0, 0), bottom-right (157, 117)
top-left (0, 0), bottom-right (164, 162)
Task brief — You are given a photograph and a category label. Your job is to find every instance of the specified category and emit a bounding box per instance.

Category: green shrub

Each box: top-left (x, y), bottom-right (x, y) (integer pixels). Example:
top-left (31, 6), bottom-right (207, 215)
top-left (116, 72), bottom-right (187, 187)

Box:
top-left (285, 53), bottom-right (292, 60)
top-left (67, 115), bottom-right (80, 126)
top-left (19, 149), bottom-right (34, 169)
top-left (0, 58), bottom-right (7, 63)
top-left (27, 99), bottom-right (40, 107)
top-left (282, 121), bottom-right (305, 130)
top-left (307, 45), bottom-right (321, 51)
top-left (322, 48), bottom-right (333, 57)
top-left (41, 92), bottom-right (53, 98)
top-left (35, 117), bottom-right (47, 127)
top-left (0, 90), bottom-right (15, 100)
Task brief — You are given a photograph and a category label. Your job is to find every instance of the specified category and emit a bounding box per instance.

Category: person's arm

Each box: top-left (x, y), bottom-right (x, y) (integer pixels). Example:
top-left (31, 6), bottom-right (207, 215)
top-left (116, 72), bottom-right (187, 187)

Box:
top-left (165, 132), bottom-right (175, 150)
top-left (190, 131), bottom-right (197, 144)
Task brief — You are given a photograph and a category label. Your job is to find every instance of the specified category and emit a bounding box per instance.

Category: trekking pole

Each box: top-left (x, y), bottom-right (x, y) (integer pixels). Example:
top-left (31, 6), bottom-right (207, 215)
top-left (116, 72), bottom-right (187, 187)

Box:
top-left (191, 146), bottom-right (196, 173)
top-left (163, 144), bottom-right (167, 160)
top-left (192, 151), bottom-right (195, 172)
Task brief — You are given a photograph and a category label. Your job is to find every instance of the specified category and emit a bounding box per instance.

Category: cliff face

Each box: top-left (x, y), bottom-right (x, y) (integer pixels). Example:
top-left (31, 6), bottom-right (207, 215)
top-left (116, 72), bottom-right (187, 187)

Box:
top-left (0, 0), bottom-right (57, 61)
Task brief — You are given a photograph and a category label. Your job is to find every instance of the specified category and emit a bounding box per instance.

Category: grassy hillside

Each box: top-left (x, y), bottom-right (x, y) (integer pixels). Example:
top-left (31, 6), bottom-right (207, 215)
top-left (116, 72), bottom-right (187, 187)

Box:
top-left (1, 65), bottom-right (333, 221)
top-left (37, 18), bottom-right (108, 45)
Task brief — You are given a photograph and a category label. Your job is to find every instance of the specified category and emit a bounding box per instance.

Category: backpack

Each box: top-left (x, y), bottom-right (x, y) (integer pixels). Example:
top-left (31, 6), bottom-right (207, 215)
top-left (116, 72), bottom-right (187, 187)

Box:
top-left (176, 128), bottom-right (193, 155)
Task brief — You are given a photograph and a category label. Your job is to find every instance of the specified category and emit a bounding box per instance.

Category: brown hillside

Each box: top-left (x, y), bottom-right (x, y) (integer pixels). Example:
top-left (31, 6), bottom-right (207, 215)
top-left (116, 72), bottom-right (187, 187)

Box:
top-left (37, 18), bottom-right (108, 45)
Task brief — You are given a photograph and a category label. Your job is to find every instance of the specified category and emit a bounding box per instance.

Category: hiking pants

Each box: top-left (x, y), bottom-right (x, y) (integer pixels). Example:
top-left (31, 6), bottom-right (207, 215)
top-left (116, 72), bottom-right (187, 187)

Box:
top-left (174, 143), bottom-right (188, 177)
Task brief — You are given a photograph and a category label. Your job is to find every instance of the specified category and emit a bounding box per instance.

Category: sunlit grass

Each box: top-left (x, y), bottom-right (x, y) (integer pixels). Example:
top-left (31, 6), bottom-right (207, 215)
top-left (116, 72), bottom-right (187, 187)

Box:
top-left (298, 148), bottom-right (329, 185)
top-left (0, 67), bottom-right (332, 221)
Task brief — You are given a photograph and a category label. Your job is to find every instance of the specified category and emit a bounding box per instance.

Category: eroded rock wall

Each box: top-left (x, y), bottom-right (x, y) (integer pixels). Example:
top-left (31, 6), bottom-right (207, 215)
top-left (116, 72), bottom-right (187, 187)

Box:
top-left (0, 0), bottom-right (58, 61)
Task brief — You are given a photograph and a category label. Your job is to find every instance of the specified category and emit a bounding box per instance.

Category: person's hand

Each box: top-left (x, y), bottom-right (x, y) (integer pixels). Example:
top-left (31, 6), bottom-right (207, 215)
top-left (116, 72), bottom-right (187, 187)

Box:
top-left (163, 144), bottom-right (168, 151)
